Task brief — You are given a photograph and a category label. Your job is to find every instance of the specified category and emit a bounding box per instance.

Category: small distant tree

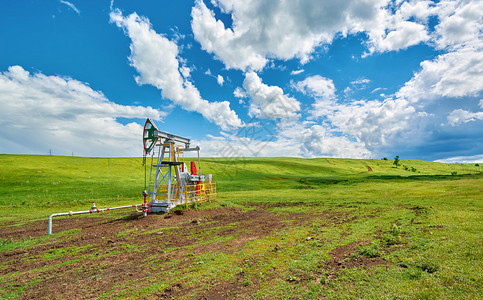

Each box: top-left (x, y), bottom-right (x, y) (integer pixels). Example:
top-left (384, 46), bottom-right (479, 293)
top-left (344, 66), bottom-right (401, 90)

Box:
top-left (382, 157), bottom-right (388, 161)
top-left (393, 156), bottom-right (401, 168)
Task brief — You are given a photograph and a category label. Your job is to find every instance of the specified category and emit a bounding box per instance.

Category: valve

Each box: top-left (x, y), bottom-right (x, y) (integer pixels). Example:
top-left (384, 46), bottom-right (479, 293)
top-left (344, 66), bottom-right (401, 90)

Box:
top-left (141, 190), bottom-right (150, 216)
top-left (89, 201), bottom-right (99, 213)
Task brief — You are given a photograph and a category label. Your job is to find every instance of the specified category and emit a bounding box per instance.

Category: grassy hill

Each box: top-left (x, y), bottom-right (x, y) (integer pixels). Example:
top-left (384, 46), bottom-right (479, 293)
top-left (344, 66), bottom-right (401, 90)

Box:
top-left (0, 154), bottom-right (479, 212)
top-left (0, 154), bottom-right (481, 298)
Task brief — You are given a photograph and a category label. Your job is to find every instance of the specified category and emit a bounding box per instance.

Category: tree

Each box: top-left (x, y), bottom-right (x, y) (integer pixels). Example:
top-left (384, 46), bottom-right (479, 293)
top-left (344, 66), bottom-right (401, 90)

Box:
top-left (393, 156), bottom-right (400, 167)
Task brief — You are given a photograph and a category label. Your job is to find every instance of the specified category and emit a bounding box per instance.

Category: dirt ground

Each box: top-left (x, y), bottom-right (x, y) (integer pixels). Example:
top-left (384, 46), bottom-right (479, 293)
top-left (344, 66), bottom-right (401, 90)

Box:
top-left (0, 207), bottom-right (390, 299)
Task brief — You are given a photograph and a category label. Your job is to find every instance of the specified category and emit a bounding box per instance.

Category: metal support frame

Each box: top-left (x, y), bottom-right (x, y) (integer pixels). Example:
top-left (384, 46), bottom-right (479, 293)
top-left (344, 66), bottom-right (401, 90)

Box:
top-left (144, 119), bottom-right (212, 213)
top-left (148, 139), bottom-right (188, 212)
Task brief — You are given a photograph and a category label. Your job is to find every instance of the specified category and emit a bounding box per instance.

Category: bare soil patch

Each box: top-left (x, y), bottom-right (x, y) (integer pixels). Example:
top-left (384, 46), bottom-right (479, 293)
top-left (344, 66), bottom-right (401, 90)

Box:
top-left (1, 206), bottom-right (390, 299)
top-left (0, 207), bottom-right (313, 299)
top-left (321, 241), bottom-right (392, 281)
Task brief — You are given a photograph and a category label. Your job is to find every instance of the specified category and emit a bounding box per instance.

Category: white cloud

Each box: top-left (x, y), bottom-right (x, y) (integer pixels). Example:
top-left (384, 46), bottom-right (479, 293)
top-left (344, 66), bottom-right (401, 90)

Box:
top-left (377, 0), bottom-right (483, 53)
top-left (191, 0), bottom-right (445, 70)
top-left (291, 69), bottom-right (304, 75)
top-left (191, 0), bottom-right (268, 71)
top-left (350, 78), bottom-right (371, 85)
top-left (189, 0), bottom-right (482, 160)
top-left (294, 75), bottom-right (336, 100)
top-left (196, 134), bottom-right (300, 158)
top-left (233, 86), bottom-right (247, 98)
top-left (179, 66), bottom-right (191, 79)
top-left (434, 154), bottom-right (483, 164)
top-left (299, 125), bottom-right (371, 158)
top-left (397, 47), bottom-right (483, 101)
top-left (433, 0), bottom-right (483, 50)
top-left (293, 75), bottom-right (337, 118)
top-left (301, 43), bottom-right (483, 155)
top-left (217, 74), bottom-right (224, 86)
top-left (371, 87), bottom-right (384, 94)
top-left (191, 0), bottom-right (394, 70)
top-left (205, 69), bottom-right (225, 86)
top-left (243, 71), bottom-right (300, 121)
top-left (293, 74), bottom-right (418, 150)
top-left (0, 66), bottom-right (163, 156)
top-left (110, 9), bottom-right (242, 130)
top-left (190, 0), bottom-right (478, 71)
top-left (306, 42), bottom-right (482, 154)
top-left (359, 0), bottom-right (483, 56)
top-left (60, 0), bottom-right (80, 15)
top-left (447, 108), bottom-right (483, 126)
top-left (343, 87), bottom-right (352, 96)
top-left (196, 122), bottom-right (370, 159)
top-left (199, 73), bottom-right (372, 158)
top-left (365, 20), bottom-right (430, 55)
top-left (398, 0), bottom-right (437, 22)
top-left (327, 98), bottom-right (417, 148)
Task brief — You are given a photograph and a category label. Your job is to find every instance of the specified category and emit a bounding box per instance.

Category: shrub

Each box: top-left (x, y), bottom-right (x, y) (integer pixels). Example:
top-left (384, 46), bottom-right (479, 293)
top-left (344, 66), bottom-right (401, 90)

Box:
top-left (405, 267), bottom-right (423, 280)
top-left (357, 242), bottom-right (380, 258)
top-left (419, 262), bottom-right (439, 273)
top-left (382, 224), bottom-right (402, 245)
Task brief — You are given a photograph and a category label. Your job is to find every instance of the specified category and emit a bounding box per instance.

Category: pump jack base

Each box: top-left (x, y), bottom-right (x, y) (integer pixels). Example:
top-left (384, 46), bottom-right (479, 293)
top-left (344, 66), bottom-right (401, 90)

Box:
top-left (149, 201), bottom-right (175, 213)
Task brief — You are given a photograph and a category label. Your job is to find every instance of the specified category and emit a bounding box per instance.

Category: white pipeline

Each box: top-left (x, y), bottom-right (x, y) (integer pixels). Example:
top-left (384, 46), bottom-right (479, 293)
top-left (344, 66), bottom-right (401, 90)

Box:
top-left (47, 203), bottom-right (143, 235)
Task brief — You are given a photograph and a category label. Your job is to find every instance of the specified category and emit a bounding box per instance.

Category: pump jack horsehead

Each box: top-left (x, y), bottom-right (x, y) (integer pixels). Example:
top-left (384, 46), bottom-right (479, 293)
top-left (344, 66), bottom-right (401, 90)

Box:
top-left (142, 118), bottom-right (216, 215)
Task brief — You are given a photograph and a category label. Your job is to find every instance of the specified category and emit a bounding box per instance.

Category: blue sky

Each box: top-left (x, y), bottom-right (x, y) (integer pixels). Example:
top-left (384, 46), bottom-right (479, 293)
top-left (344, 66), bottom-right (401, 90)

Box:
top-left (0, 0), bottom-right (482, 162)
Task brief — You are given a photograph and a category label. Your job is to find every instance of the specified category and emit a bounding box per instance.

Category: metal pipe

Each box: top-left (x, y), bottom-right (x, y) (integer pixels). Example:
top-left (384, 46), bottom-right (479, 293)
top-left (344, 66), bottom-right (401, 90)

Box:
top-left (197, 148), bottom-right (201, 175)
top-left (48, 203), bottom-right (141, 235)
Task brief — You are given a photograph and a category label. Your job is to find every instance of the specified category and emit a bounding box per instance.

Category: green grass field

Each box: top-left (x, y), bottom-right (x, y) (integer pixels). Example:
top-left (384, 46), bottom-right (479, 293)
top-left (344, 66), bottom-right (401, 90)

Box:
top-left (0, 154), bottom-right (482, 299)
